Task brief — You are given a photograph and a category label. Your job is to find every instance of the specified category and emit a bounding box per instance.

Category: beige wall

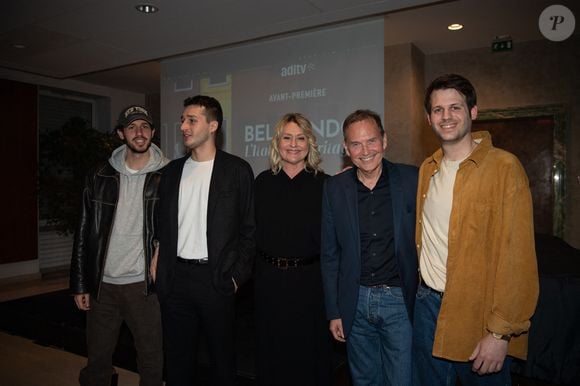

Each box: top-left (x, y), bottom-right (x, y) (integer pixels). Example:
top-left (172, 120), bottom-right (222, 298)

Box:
top-left (384, 43), bottom-right (427, 166)
top-left (385, 35), bottom-right (580, 247)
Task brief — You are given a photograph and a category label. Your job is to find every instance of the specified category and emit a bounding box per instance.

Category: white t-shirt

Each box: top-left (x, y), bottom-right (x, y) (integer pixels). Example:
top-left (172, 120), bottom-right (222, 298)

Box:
top-left (419, 157), bottom-right (461, 292)
top-left (177, 157), bottom-right (214, 260)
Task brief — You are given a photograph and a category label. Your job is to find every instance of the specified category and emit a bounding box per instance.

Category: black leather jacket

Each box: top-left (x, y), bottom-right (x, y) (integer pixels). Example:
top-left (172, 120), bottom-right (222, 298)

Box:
top-left (69, 161), bottom-right (162, 299)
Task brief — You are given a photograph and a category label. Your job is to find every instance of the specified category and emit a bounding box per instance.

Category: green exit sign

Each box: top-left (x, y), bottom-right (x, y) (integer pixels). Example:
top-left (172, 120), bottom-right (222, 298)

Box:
top-left (492, 39), bottom-right (513, 52)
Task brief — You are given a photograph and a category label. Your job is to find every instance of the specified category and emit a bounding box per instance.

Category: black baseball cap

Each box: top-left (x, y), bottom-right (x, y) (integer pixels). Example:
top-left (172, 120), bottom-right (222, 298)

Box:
top-left (117, 105), bottom-right (154, 128)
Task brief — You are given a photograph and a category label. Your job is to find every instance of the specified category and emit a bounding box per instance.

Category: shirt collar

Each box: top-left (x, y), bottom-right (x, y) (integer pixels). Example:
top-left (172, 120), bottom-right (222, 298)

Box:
top-left (353, 158), bottom-right (388, 185)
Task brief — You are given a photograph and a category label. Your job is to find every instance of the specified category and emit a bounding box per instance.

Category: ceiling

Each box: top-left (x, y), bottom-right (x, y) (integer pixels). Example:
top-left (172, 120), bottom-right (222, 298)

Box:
top-left (1, 0), bottom-right (577, 94)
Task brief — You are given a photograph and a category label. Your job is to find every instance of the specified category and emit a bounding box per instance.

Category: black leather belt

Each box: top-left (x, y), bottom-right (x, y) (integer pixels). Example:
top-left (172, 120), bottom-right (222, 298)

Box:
top-left (421, 282), bottom-right (444, 297)
top-left (364, 284), bottom-right (395, 289)
top-left (259, 250), bottom-right (319, 270)
top-left (176, 256), bottom-right (208, 265)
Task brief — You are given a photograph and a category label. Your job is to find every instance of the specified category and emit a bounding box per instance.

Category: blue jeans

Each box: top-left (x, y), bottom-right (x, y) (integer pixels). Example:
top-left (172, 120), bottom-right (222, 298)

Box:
top-left (412, 285), bottom-right (512, 386)
top-left (346, 285), bottom-right (412, 386)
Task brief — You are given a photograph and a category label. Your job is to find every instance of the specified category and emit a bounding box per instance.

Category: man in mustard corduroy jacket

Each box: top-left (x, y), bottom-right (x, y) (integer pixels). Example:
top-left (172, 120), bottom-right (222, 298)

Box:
top-left (412, 74), bottom-right (539, 386)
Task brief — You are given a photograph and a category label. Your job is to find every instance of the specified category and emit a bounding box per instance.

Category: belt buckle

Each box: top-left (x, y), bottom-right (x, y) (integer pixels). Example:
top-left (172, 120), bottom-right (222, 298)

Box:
top-left (276, 258), bottom-right (289, 270)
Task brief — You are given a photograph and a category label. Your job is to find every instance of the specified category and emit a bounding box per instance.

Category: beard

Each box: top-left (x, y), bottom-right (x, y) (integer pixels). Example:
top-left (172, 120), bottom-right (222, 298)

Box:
top-left (125, 137), bottom-right (152, 154)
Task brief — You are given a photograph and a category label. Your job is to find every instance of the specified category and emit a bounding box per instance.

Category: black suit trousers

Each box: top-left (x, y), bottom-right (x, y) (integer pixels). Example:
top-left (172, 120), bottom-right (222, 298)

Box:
top-left (160, 261), bottom-right (236, 386)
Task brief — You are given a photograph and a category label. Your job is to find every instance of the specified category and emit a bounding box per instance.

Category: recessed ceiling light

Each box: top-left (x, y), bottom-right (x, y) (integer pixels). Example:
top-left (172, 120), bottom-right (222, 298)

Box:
top-left (448, 23), bottom-right (464, 31)
top-left (135, 4), bottom-right (158, 13)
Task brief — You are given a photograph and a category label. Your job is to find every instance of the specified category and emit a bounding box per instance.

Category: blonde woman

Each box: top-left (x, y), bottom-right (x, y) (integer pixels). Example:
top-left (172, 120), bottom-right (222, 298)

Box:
top-left (254, 113), bottom-right (331, 386)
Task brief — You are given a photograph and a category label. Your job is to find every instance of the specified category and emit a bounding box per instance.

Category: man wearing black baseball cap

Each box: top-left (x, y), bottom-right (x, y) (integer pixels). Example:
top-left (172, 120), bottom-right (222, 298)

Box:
top-left (70, 105), bottom-right (168, 386)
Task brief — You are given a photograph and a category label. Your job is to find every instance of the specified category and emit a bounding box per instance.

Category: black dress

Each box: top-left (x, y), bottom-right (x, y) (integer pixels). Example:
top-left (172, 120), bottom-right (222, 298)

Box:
top-left (254, 169), bottom-right (332, 386)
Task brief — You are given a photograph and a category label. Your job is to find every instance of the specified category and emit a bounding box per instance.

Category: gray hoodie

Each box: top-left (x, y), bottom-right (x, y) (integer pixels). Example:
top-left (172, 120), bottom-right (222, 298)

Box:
top-left (102, 143), bottom-right (168, 285)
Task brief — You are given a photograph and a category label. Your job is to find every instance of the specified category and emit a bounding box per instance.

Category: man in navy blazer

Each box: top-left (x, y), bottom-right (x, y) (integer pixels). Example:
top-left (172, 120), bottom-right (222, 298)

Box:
top-left (153, 95), bottom-right (255, 386)
top-left (321, 109), bottom-right (418, 386)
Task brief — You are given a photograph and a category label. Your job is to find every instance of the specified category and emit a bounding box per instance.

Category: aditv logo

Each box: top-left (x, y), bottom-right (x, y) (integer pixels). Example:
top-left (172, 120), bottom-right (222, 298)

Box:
top-left (280, 63), bottom-right (316, 77)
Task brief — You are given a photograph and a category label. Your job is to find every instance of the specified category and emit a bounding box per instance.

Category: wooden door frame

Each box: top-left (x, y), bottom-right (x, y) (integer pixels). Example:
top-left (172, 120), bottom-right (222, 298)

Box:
top-left (476, 104), bottom-right (567, 237)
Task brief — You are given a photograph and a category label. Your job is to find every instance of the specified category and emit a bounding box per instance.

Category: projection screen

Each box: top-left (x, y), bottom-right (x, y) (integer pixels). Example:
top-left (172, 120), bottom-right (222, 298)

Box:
top-left (160, 18), bottom-right (384, 175)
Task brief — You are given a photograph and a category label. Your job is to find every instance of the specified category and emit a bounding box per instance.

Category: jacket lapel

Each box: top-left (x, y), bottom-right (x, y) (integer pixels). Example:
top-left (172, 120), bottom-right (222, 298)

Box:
top-left (206, 150), bottom-right (222, 228)
top-left (387, 161), bottom-right (402, 255)
top-left (342, 170), bottom-right (361, 252)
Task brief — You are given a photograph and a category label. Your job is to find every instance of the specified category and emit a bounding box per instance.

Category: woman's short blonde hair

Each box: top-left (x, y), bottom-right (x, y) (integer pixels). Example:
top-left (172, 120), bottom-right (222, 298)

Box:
top-left (269, 113), bottom-right (323, 175)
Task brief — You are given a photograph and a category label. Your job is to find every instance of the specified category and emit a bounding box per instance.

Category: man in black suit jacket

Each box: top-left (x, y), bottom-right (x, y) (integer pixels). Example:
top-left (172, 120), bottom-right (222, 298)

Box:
top-left (321, 110), bottom-right (418, 386)
top-left (153, 95), bottom-right (255, 386)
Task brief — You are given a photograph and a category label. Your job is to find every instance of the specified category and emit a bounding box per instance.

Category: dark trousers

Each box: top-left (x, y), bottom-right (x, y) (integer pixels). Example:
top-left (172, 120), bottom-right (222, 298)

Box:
top-left (254, 258), bottom-right (332, 386)
top-left (80, 282), bottom-right (163, 386)
top-left (160, 262), bottom-right (236, 386)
